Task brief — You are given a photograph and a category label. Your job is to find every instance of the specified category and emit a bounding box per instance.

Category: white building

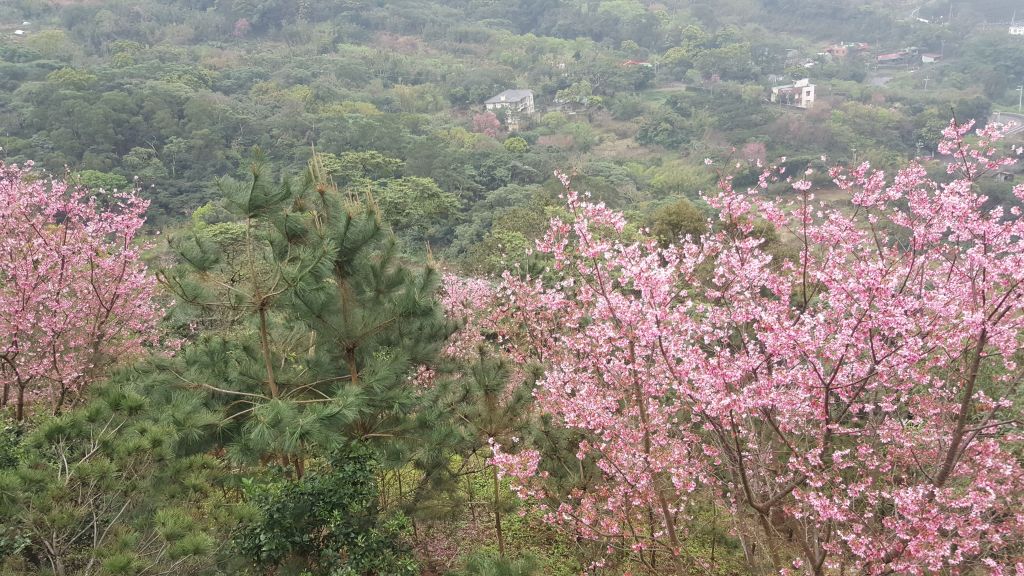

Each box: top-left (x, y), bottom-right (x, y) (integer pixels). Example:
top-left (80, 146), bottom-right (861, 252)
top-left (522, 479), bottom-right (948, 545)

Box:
top-left (484, 89), bottom-right (535, 115)
top-left (1011, 25), bottom-right (1024, 35)
top-left (771, 78), bottom-right (815, 109)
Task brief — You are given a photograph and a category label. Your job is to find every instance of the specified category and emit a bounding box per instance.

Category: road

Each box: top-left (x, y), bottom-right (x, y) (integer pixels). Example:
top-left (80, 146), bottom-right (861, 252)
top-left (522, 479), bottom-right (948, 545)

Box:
top-left (991, 112), bottom-right (1024, 137)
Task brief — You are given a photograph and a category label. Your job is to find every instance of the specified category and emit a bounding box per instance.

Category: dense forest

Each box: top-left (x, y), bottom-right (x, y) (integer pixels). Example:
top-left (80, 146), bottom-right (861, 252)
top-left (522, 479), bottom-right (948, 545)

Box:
top-left (2, 0), bottom-right (1024, 574)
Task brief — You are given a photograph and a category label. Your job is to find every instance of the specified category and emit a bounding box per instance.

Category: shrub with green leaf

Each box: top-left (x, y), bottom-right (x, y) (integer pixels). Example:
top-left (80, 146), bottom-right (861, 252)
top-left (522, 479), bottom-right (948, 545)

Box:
top-left (235, 443), bottom-right (418, 576)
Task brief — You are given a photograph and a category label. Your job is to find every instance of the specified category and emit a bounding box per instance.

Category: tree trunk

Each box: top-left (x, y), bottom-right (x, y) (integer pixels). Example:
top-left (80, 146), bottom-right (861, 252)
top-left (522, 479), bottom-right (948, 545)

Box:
top-left (757, 513), bottom-right (783, 573)
top-left (257, 306), bottom-right (280, 398)
top-left (397, 468), bottom-right (404, 510)
top-left (346, 348), bottom-right (359, 387)
top-left (16, 381), bottom-right (25, 422)
top-left (492, 464), bottom-right (505, 558)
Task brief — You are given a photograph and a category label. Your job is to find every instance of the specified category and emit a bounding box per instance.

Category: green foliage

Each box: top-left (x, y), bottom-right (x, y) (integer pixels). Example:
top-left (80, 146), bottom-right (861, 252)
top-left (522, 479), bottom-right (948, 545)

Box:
top-left (452, 550), bottom-right (539, 576)
top-left (649, 197), bottom-right (707, 245)
top-left (46, 67), bottom-right (96, 90)
top-left (24, 30), bottom-right (77, 61)
top-left (0, 525), bottom-right (30, 568)
top-left (158, 150), bottom-right (456, 479)
top-left (122, 146), bottom-right (169, 183)
top-left (373, 176), bottom-right (461, 245)
top-left (447, 183), bottom-right (552, 272)
top-left (539, 112), bottom-right (569, 130)
top-left (0, 420), bottom-right (23, 469)
top-left (1, 0), bottom-right (1015, 572)
top-left (460, 205), bottom-right (551, 274)
top-left (72, 169), bottom-right (130, 192)
top-left (554, 80), bottom-right (601, 110)
top-left (646, 160), bottom-right (716, 198)
top-left (0, 0), bottom-right (999, 231)
top-left (503, 136), bottom-right (529, 153)
top-left (0, 382), bottom-right (236, 575)
top-left (314, 151), bottom-right (459, 245)
top-left (318, 151), bottom-right (404, 187)
top-left (608, 93), bottom-right (647, 120)
top-left (636, 108), bottom-right (702, 149)
top-left (961, 32), bottom-right (1024, 100)
top-left (448, 350), bottom-right (536, 556)
top-left (235, 443), bottom-right (417, 576)
top-left (0, 422), bottom-right (29, 566)
top-left (447, 349), bottom-right (536, 456)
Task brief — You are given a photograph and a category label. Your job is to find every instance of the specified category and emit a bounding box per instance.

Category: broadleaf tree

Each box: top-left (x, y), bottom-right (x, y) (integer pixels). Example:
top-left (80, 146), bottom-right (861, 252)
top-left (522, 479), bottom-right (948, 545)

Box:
top-left (0, 161), bottom-right (160, 421)
top-left (488, 120), bottom-right (1024, 575)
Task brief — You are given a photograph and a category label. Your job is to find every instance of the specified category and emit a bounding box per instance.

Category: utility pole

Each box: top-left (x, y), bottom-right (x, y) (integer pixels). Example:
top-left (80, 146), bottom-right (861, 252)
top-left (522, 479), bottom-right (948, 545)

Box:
top-left (1018, 85), bottom-right (1023, 113)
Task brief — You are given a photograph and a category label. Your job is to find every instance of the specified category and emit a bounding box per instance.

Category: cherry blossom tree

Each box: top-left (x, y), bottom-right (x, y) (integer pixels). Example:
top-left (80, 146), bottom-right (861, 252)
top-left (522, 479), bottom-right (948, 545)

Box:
top-left (233, 17), bottom-right (251, 38)
top-left (741, 141), bottom-right (767, 165)
top-left (472, 111), bottom-right (502, 138)
top-left (490, 120), bottom-right (1024, 575)
top-left (0, 162), bottom-right (160, 420)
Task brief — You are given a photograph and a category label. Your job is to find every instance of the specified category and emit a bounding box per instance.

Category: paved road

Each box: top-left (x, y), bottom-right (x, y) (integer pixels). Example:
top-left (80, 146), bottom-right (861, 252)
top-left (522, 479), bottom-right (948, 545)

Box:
top-left (991, 111), bottom-right (1024, 136)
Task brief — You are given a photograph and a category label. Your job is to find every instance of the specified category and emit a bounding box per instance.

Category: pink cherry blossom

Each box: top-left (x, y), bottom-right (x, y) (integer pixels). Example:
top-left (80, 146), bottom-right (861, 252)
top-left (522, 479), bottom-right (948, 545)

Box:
top-left (0, 162), bottom-right (161, 420)
top-left (487, 120), bottom-right (1024, 574)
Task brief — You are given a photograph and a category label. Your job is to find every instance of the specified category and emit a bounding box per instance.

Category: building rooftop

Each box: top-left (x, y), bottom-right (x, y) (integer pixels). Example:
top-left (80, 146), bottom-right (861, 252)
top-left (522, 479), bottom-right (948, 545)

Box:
top-left (485, 89), bottom-right (534, 104)
top-left (773, 78), bottom-right (814, 89)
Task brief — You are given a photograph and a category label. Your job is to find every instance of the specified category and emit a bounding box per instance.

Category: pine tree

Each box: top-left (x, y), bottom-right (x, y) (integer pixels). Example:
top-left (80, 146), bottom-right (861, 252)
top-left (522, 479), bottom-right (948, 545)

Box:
top-left (156, 151), bottom-right (456, 476)
top-left (449, 348), bottom-right (535, 558)
top-left (0, 378), bottom-right (234, 576)
top-left (415, 274), bottom-right (544, 557)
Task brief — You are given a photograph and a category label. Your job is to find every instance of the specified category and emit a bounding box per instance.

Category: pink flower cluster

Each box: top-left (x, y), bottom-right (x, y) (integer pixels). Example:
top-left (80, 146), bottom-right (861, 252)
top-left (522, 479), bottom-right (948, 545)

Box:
top-left (0, 162), bottom-right (161, 419)
top-left (487, 120), bottom-right (1024, 574)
